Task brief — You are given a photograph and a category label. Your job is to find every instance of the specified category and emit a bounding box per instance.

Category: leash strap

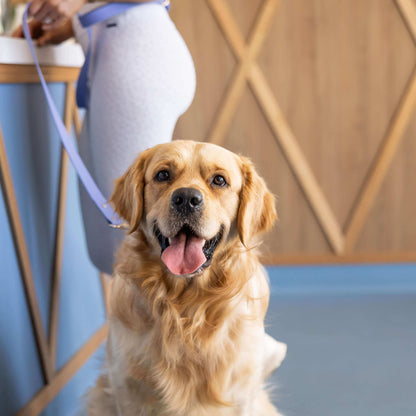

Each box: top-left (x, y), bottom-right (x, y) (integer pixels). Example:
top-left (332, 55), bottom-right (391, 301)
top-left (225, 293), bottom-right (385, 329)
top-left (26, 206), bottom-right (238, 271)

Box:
top-left (22, 3), bottom-right (125, 227)
top-left (76, 0), bottom-right (170, 108)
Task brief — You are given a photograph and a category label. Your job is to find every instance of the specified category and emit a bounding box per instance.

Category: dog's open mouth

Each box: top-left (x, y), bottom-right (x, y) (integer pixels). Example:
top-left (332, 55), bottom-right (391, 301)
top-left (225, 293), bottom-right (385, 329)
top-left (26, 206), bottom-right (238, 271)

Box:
top-left (155, 225), bottom-right (223, 276)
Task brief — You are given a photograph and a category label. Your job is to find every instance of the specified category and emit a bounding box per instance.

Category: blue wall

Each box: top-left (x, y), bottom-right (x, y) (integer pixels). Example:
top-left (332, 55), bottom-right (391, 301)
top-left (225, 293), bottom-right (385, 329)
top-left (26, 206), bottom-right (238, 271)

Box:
top-left (0, 83), bottom-right (105, 416)
top-left (267, 263), bottom-right (416, 295)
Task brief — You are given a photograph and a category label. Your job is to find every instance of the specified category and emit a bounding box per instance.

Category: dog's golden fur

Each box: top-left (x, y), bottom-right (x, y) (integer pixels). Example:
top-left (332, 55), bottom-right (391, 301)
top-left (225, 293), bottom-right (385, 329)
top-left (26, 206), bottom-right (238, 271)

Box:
top-left (86, 141), bottom-right (286, 416)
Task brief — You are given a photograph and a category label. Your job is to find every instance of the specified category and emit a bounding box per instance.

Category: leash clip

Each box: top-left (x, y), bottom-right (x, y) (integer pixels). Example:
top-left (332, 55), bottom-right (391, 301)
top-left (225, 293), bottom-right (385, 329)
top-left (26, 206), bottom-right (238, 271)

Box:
top-left (108, 222), bottom-right (129, 230)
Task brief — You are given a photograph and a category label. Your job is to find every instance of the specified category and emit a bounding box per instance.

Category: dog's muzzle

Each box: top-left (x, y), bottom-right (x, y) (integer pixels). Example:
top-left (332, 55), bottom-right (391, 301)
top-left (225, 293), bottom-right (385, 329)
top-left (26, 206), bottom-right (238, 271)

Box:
top-left (152, 187), bottom-right (223, 277)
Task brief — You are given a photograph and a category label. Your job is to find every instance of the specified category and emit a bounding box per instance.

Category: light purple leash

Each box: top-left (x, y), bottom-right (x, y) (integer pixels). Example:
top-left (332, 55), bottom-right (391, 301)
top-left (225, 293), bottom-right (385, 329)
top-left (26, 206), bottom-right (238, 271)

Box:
top-left (22, 3), bottom-right (127, 228)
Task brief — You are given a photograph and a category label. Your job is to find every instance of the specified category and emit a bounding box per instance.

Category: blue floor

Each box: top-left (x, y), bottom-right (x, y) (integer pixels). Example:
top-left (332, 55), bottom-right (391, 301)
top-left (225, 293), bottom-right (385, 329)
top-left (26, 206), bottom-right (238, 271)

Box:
top-left (266, 264), bottom-right (416, 416)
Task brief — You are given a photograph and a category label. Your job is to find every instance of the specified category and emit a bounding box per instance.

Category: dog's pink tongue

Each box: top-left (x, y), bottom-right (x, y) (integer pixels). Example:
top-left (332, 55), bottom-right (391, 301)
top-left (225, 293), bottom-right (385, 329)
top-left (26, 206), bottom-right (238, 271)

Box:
top-left (161, 232), bottom-right (206, 275)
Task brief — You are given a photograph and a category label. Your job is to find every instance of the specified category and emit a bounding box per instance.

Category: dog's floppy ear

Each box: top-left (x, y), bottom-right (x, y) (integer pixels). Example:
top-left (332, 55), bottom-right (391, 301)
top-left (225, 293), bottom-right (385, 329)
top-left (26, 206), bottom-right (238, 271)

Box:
top-left (110, 148), bottom-right (151, 233)
top-left (237, 156), bottom-right (277, 246)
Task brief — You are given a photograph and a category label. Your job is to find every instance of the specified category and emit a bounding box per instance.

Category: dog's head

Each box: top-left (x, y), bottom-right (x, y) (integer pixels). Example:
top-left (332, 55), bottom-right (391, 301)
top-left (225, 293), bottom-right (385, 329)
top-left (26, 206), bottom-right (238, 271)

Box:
top-left (110, 141), bottom-right (276, 277)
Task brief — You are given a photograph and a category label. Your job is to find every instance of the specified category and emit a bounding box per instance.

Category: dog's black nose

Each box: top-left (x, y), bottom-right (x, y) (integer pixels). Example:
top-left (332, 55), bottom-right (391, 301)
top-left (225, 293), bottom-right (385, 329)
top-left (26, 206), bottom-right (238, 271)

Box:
top-left (171, 188), bottom-right (203, 214)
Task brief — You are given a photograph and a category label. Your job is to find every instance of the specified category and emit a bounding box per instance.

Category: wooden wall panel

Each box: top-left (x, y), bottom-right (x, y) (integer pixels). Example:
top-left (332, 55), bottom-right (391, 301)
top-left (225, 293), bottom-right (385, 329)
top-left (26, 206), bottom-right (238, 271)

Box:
top-left (170, 0), bottom-right (236, 139)
top-left (222, 88), bottom-right (332, 255)
top-left (226, 0), bottom-right (264, 39)
top-left (259, 0), bottom-right (416, 227)
top-left (172, 0), bottom-right (416, 263)
top-left (356, 114), bottom-right (416, 252)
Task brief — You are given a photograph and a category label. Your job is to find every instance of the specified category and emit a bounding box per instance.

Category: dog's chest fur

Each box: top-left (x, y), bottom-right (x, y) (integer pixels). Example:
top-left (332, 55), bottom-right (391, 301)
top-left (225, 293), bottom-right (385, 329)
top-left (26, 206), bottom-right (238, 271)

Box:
top-left (107, 252), bottom-right (268, 415)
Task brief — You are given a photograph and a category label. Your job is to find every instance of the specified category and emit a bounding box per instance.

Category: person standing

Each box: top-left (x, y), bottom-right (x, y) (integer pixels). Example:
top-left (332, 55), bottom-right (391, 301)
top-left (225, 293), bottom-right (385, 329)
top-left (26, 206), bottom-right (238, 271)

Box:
top-left (14, 0), bottom-right (196, 274)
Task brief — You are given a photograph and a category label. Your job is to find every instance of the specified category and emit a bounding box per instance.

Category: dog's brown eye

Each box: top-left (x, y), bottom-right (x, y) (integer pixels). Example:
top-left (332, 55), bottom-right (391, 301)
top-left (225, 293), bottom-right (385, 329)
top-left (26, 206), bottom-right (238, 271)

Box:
top-left (212, 175), bottom-right (227, 187)
top-left (156, 170), bottom-right (170, 182)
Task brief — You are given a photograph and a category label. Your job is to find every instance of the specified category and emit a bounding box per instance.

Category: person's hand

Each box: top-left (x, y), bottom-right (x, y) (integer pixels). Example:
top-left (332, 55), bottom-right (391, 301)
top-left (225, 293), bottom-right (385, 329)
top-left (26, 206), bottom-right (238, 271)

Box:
top-left (29, 0), bottom-right (88, 30)
top-left (12, 19), bottom-right (74, 46)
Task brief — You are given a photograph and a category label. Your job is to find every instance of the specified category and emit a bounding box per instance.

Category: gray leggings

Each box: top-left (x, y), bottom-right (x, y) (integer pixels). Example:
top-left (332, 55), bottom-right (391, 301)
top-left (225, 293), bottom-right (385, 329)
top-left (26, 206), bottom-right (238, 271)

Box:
top-left (74, 3), bottom-right (196, 274)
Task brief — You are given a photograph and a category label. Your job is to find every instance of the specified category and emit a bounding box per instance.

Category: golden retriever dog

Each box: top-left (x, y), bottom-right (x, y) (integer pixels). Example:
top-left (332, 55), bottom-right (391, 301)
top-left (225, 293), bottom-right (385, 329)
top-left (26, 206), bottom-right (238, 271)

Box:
top-left (86, 140), bottom-right (286, 416)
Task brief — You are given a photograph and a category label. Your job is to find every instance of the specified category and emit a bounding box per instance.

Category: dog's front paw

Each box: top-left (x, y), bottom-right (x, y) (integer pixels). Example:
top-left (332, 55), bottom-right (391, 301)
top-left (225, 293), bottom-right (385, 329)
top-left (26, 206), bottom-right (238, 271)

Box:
top-left (263, 334), bottom-right (287, 380)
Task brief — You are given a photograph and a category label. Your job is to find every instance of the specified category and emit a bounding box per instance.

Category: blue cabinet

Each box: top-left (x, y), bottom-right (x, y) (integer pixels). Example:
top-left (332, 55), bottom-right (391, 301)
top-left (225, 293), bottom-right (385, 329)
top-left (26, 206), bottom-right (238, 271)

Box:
top-left (0, 64), bottom-right (105, 416)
